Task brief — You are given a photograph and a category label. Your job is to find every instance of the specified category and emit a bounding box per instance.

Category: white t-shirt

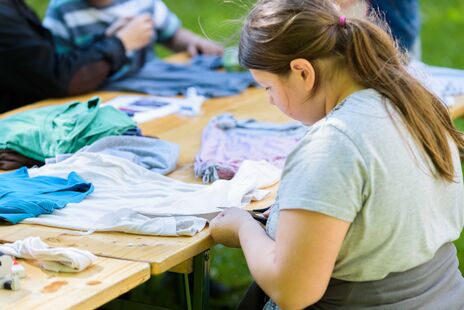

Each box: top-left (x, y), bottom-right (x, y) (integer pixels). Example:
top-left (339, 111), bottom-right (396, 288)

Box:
top-left (26, 152), bottom-right (281, 236)
top-left (266, 89), bottom-right (464, 281)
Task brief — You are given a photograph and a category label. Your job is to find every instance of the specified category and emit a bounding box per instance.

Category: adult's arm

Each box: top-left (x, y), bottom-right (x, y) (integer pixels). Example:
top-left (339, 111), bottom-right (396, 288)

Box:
top-left (0, 0), bottom-right (127, 107)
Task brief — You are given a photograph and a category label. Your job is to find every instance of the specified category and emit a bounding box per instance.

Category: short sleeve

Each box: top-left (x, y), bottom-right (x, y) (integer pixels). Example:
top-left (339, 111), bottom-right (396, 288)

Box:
top-left (278, 124), bottom-right (369, 222)
top-left (153, 0), bottom-right (181, 43)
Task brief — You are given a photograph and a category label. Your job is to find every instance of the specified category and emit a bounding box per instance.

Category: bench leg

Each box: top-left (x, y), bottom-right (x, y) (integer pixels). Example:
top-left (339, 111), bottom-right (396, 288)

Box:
top-left (183, 273), bottom-right (192, 310)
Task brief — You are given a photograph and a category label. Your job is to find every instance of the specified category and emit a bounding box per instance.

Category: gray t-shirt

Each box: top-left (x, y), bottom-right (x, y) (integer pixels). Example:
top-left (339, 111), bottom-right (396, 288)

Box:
top-left (266, 88), bottom-right (463, 282)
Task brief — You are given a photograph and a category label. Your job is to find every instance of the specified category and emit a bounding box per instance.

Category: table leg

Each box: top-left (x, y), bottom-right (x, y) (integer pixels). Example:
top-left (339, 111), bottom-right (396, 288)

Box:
top-left (192, 251), bottom-right (210, 310)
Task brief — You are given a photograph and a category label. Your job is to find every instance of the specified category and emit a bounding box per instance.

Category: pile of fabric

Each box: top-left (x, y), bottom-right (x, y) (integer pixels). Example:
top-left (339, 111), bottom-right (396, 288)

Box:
top-left (0, 100), bottom-right (288, 237)
top-left (0, 152), bottom-right (280, 236)
top-left (0, 97), bottom-right (179, 173)
top-left (195, 114), bottom-right (308, 183)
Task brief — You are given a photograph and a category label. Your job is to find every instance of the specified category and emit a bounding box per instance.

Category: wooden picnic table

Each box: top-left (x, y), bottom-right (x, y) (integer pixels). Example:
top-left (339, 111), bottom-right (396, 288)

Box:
top-left (0, 85), bottom-right (284, 269)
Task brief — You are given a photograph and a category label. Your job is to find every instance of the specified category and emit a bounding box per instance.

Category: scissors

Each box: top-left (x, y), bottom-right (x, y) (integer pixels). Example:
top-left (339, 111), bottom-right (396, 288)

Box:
top-left (248, 206), bottom-right (270, 225)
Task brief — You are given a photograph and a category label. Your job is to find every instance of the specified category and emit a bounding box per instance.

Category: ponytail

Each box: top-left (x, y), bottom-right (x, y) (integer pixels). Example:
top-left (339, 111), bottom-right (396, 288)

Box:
top-left (344, 18), bottom-right (464, 181)
top-left (239, 0), bottom-right (464, 182)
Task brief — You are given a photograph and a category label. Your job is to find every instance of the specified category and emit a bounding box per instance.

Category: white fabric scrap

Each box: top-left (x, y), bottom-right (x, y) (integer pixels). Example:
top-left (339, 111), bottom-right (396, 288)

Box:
top-left (0, 237), bottom-right (96, 272)
top-left (77, 209), bottom-right (207, 236)
top-left (25, 153), bottom-right (281, 236)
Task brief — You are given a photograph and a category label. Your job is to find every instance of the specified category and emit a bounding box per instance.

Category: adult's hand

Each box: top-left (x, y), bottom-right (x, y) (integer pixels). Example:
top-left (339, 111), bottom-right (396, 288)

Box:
top-left (116, 14), bottom-right (154, 52)
top-left (106, 17), bottom-right (132, 37)
top-left (186, 36), bottom-right (224, 57)
top-left (165, 28), bottom-right (224, 56)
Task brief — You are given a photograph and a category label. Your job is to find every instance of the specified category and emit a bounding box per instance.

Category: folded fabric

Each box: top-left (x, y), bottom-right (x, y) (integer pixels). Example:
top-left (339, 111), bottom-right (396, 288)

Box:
top-left (0, 127), bottom-right (143, 171)
top-left (46, 136), bottom-right (179, 175)
top-left (0, 237), bottom-right (96, 272)
top-left (0, 150), bottom-right (43, 170)
top-left (0, 97), bottom-right (136, 161)
top-left (0, 168), bottom-right (93, 224)
top-left (409, 61), bottom-right (464, 106)
top-left (123, 127), bottom-right (143, 136)
top-left (103, 58), bottom-right (256, 98)
top-left (195, 114), bottom-right (308, 183)
top-left (25, 152), bottom-right (281, 236)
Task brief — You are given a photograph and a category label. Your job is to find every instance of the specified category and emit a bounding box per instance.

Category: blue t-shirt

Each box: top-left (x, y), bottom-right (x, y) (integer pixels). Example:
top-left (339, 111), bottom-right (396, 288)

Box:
top-left (0, 167), bottom-right (93, 224)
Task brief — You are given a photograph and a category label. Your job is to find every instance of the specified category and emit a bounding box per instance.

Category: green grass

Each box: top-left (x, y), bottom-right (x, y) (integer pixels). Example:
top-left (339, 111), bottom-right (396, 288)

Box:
top-left (421, 0), bottom-right (464, 68)
top-left (25, 0), bottom-right (464, 308)
top-left (453, 117), bottom-right (464, 269)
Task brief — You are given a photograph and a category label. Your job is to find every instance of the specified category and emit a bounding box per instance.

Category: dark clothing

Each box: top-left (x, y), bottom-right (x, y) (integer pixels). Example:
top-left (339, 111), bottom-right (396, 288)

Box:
top-left (0, 128), bottom-right (142, 171)
top-left (237, 282), bottom-right (269, 310)
top-left (0, 150), bottom-right (43, 170)
top-left (238, 243), bottom-right (464, 309)
top-left (369, 0), bottom-right (420, 52)
top-left (0, 0), bottom-right (128, 113)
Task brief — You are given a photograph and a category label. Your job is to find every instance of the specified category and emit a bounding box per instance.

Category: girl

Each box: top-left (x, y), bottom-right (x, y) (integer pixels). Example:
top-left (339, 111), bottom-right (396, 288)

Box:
top-left (209, 0), bottom-right (464, 309)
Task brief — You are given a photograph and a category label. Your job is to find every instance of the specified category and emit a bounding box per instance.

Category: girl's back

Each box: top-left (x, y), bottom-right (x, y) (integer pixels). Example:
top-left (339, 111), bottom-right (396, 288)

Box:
top-left (268, 88), bottom-right (463, 280)
top-left (265, 88), bottom-right (464, 308)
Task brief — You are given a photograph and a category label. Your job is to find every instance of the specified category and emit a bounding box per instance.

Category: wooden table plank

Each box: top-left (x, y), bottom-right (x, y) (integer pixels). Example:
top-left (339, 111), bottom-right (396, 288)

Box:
top-left (0, 256), bottom-right (150, 310)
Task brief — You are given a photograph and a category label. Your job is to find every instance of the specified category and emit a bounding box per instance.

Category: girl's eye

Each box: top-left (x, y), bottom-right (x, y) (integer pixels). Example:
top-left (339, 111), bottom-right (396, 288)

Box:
top-left (265, 87), bottom-right (271, 91)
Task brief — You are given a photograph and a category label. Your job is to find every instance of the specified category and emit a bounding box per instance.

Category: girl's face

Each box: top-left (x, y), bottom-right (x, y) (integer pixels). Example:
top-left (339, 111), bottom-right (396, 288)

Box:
top-left (250, 68), bottom-right (327, 125)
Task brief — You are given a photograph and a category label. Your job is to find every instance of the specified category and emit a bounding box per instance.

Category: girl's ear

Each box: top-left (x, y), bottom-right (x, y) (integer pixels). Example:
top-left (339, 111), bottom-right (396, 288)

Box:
top-left (290, 58), bottom-right (316, 92)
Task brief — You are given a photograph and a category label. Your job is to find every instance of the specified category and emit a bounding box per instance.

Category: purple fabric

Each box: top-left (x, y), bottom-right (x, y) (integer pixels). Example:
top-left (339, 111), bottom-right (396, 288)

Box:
top-left (194, 114), bottom-right (308, 183)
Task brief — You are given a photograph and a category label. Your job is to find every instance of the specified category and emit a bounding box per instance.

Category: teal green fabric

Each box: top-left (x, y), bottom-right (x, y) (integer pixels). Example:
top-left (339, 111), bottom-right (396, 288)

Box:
top-left (0, 97), bottom-right (136, 161)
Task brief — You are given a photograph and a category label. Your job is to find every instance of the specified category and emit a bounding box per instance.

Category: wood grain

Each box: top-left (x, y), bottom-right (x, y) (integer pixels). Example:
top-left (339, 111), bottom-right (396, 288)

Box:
top-left (0, 256), bottom-right (150, 310)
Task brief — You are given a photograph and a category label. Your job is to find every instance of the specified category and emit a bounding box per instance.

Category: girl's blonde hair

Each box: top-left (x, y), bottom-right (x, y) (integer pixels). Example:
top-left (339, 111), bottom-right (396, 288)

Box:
top-left (239, 0), bottom-right (464, 182)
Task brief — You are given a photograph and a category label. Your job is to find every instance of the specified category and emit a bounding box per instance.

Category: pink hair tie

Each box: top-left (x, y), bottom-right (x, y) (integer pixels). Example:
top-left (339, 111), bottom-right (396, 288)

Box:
top-left (339, 15), bottom-right (347, 28)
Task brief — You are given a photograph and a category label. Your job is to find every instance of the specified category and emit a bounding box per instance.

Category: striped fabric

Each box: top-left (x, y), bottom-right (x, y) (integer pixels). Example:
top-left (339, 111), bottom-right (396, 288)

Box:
top-left (44, 0), bottom-right (181, 79)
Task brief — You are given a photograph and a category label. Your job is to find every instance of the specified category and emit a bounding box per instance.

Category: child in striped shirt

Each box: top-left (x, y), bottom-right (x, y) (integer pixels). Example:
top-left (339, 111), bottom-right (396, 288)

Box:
top-left (44, 0), bottom-right (223, 80)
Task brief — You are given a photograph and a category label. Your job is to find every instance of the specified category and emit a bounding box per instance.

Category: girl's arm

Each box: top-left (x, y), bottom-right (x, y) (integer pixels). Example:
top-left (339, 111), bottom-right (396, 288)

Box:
top-left (210, 208), bottom-right (349, 309)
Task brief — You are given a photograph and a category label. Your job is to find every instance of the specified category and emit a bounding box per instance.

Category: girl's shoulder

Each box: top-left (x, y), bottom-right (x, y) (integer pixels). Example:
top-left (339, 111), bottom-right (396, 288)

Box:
top-left (322, 88), bottom-right (395, 146)
top-left (287, 88), bottom-right (397, 170)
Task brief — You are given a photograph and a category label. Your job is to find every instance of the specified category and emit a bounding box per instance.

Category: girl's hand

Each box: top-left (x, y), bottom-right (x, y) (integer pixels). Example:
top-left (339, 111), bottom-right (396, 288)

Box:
top-left (209, 207), bottom-right (255, 248)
